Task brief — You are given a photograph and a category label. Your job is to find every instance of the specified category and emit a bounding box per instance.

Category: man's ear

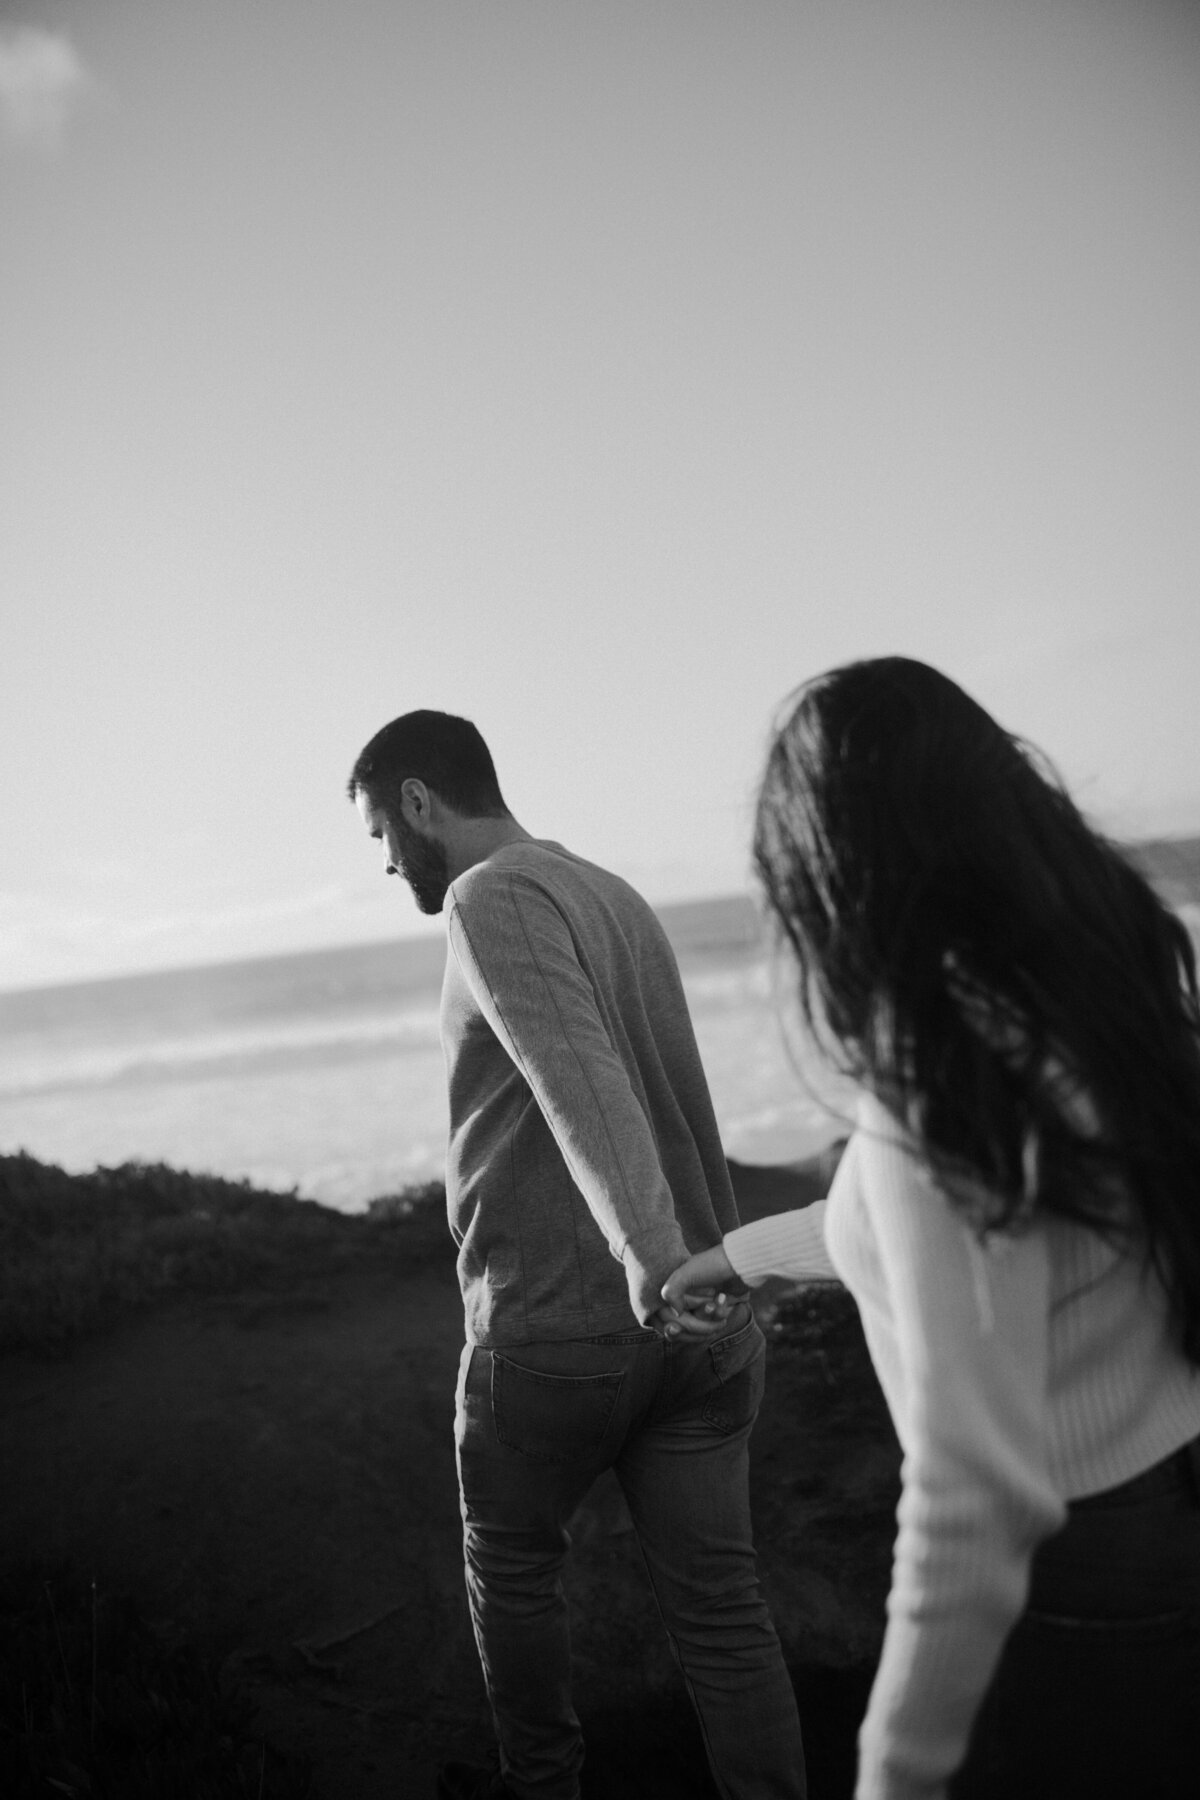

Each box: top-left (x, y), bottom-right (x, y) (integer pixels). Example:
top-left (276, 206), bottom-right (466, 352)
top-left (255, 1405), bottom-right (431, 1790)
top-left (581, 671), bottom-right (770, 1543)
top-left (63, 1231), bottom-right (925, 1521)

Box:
top-left (400, 778), bottom-right (433, 824)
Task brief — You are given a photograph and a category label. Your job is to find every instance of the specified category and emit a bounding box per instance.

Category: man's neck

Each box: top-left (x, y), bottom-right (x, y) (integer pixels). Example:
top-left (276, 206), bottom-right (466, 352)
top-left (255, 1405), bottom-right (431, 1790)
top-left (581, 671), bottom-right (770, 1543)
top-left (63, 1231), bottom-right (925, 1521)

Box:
top-left (444, 815), bottom-right (536, 884)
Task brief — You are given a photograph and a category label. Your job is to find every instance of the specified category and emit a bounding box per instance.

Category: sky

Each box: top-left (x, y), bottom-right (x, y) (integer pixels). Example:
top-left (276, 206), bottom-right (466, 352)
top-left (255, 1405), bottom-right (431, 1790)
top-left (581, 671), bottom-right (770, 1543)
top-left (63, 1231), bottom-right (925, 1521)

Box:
top-left (3, 0), bottom-right (1200, 990)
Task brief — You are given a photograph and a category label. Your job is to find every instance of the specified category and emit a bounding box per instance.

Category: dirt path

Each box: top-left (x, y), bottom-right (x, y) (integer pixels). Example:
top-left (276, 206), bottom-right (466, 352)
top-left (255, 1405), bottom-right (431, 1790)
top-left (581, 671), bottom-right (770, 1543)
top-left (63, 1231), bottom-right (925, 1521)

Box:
top-left (1, 1178), bottom-right (899, 1799)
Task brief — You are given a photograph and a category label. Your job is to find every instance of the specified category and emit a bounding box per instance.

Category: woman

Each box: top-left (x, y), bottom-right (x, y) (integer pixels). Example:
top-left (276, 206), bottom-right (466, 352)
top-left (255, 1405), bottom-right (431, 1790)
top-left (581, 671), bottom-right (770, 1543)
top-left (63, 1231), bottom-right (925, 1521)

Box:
top-left (663, 657), bottom-right (1200, 1800)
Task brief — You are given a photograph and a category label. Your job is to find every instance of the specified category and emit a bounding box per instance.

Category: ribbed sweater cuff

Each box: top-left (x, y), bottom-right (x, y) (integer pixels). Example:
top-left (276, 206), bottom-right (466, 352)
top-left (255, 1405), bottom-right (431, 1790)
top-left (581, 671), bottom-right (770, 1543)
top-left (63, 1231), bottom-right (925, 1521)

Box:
top-left (724, 1203), bottom-right (836, 1286)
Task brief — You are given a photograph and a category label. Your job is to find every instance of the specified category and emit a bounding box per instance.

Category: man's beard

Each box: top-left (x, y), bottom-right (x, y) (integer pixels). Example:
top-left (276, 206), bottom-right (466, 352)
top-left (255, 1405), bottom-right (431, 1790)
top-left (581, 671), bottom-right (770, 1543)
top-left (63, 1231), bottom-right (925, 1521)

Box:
top-left (394, 821), bottom-right (450, 914)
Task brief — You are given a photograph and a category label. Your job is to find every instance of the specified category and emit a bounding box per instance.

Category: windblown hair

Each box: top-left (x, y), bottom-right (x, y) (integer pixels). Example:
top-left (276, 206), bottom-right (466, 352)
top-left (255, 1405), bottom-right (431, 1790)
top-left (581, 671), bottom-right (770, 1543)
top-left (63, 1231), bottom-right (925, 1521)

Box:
top-left (347, 710), bottom-right (508, 820)
top-left (753, 655), bottom-right (1200, 1363)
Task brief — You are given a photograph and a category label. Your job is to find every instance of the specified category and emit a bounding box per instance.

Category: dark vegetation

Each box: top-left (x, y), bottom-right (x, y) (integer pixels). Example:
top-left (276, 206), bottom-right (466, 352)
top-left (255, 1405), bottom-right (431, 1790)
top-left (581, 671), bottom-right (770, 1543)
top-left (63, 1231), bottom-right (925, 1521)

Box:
top-left (1, 1155), bottom-right (453, 1798)
top-left (0, 1153), bottom-right (447, 1357)
top-left (0, 1562), bottom-right (313, 1799)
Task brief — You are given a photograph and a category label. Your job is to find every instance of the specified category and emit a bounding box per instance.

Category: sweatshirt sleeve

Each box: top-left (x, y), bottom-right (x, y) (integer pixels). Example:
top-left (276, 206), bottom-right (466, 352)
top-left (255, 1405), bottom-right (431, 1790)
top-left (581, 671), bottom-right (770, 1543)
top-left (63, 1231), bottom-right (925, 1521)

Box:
top-left (723, 1201), bottom-right (838, 1285)
top-left (446, 869), bottom-right (688, 1323)
top-left (852, 1113), bottom-right (1067, 1800)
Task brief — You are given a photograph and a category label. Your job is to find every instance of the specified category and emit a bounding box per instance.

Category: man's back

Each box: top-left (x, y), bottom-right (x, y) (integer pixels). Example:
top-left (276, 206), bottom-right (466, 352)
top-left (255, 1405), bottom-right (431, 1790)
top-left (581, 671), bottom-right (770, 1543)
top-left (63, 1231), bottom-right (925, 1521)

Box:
top-left (441, 839), bottom-right (739, 1344)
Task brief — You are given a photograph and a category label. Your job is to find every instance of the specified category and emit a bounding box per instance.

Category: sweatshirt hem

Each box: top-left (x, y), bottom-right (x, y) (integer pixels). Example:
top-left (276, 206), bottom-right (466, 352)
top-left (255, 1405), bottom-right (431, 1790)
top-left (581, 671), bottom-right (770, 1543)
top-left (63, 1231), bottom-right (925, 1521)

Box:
top-left (463, 1304), bottom-right (654, 1347)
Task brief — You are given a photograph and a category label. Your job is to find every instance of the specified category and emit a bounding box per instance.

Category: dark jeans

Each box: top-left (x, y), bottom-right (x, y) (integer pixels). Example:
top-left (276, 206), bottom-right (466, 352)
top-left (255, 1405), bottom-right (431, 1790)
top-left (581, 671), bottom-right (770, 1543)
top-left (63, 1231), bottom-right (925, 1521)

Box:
top-left (454, 1306), bottom-right (807, 1800)
top-left (951, 1435), bottom-right (1200, 1800)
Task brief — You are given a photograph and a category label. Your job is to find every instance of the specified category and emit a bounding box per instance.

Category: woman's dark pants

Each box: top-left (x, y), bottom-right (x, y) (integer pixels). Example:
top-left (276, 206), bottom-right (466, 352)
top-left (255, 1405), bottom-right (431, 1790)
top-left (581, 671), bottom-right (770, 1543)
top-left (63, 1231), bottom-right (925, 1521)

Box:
top-left (952, 1436), bottom-right (1200, 1799)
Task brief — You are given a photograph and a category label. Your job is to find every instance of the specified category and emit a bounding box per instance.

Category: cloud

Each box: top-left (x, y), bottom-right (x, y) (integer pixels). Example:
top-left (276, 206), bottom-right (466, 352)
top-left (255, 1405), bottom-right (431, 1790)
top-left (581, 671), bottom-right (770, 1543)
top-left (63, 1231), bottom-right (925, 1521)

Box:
top-left (0, 25), bottom-right (91, 149)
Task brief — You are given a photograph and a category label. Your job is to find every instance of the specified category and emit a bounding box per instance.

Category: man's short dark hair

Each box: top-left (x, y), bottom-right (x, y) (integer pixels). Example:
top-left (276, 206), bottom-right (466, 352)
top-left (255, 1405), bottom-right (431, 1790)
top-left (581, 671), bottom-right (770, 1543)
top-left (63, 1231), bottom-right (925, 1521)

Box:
top-left (347, 710), bottom-right (508, 819)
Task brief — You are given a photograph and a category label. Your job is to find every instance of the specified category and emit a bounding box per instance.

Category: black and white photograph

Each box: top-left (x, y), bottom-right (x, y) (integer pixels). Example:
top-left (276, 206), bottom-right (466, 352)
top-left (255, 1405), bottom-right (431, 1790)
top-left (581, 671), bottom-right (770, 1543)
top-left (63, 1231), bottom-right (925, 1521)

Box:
top-left (3, 3), bottom-right (1200, 1796)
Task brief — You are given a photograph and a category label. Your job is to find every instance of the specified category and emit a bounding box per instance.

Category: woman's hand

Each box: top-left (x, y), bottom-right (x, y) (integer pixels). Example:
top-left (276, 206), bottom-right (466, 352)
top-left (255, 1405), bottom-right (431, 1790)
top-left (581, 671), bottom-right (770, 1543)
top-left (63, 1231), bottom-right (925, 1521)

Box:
top-left (660, 1243), bottom-right (738, 1327)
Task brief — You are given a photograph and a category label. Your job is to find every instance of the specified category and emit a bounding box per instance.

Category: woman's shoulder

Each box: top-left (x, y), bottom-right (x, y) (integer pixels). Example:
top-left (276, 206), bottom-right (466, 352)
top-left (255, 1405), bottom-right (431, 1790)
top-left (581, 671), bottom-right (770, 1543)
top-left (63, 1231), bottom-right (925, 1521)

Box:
top-left (827, 1092), bottom-right (931, 1229)
top-left (846, 1091), bottom-right (995, 1239)
top-left (850, 1089), bottom-right (923, 1166)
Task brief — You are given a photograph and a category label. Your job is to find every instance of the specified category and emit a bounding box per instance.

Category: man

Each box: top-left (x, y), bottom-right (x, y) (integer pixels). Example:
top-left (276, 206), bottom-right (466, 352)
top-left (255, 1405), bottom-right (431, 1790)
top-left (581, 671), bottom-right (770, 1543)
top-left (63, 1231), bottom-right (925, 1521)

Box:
top-left (348, 709), bottom-right (806, 1800)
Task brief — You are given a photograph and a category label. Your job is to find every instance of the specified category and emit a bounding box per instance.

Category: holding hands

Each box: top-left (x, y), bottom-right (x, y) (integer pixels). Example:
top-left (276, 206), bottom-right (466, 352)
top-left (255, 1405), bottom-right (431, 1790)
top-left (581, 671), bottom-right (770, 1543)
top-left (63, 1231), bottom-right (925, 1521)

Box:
top-left (654, 1241), bottom-right (740, 1340)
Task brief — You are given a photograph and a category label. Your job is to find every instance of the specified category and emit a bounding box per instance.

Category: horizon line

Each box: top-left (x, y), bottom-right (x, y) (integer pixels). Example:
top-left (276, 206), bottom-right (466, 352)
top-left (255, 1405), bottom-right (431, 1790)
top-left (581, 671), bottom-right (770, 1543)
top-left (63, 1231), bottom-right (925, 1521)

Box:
top-left (7, 824), bottom-right (1200, 1001)
top-left (0, 885), bottom-right (765, 1002)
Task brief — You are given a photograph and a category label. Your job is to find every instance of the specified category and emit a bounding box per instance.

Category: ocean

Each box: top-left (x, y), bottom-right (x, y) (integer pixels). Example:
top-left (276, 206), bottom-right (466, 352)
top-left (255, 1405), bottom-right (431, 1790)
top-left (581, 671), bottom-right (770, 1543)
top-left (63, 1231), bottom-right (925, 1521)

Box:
top-left (8, 843), bottom-right (1197, 1214)
top-left (0, 893), bottom-right (849, 1211)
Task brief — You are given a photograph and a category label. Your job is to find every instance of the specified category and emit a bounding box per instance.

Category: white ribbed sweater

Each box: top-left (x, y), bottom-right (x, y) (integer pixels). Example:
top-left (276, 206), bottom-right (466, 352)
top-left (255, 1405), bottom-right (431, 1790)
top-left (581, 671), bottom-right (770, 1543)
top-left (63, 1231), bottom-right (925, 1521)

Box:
top-left (724, 1092), bottom-right (1200, 1800)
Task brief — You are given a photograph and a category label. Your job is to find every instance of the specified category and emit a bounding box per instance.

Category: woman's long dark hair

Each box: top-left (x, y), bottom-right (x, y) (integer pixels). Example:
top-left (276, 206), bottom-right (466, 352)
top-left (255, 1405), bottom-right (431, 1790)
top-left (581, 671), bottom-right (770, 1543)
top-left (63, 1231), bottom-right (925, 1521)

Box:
top-left (753, 656), bottom-right (1200, 1363)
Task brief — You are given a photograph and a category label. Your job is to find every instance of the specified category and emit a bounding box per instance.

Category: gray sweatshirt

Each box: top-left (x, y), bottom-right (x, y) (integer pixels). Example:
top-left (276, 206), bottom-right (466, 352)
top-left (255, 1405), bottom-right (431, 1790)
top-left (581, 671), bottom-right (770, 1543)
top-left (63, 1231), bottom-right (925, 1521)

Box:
top-left (441, 839), bottom-right (739, 1344)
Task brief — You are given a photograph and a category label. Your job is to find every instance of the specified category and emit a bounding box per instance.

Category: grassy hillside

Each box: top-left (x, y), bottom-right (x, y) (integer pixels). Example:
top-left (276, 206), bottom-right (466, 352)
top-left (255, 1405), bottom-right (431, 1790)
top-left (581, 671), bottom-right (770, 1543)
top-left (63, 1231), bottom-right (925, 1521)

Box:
top-left (0, 1155), bottom-right (448, 1357)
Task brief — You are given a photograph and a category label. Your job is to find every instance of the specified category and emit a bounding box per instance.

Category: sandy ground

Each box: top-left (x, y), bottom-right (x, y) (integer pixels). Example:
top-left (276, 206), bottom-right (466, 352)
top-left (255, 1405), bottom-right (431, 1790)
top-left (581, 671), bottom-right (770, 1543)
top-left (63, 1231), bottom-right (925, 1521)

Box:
top-left (0, 1164), bottom-right (901, 1800)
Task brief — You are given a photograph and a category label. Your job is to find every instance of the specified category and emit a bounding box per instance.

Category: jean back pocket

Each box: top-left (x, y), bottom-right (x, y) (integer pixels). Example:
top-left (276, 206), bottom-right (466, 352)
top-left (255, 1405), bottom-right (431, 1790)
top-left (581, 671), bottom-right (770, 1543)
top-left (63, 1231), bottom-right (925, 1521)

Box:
top-left (702, 1315), bottom-right (765, 1435)
top-left (492, 1353), bottom-right (624, 1464)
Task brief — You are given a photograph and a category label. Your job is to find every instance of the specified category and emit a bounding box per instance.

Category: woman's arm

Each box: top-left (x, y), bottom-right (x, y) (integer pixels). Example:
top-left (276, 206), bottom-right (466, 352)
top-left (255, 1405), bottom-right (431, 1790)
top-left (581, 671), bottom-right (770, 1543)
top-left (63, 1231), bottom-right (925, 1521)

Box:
top-left (852, 1106), bottom-right (1066, 1800)
top-left (661, 1198), bottom-right (838, 1312)
top-left (724, 1199), bottom-right (838, 1284)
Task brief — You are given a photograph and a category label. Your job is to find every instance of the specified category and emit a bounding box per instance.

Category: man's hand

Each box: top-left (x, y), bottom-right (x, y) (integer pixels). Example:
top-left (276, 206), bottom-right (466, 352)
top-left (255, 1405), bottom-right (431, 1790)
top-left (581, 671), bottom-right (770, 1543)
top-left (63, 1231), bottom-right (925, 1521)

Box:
top-left (653, 1240), bottom-right (741, 1338)
top-left (661, 1243), bottom-right (737, 1320)
top-left (653, 1288), bottom-right (733, 1340)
